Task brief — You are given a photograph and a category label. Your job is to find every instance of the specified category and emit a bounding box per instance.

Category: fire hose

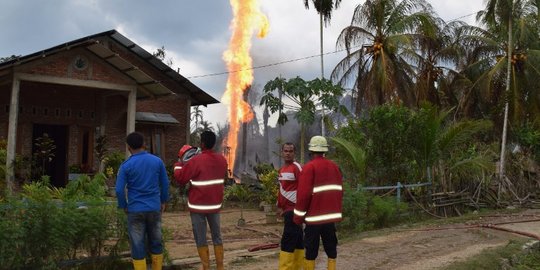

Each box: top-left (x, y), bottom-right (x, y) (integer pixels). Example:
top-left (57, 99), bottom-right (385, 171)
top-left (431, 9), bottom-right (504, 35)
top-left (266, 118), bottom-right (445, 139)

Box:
top-left (398, 218), bottom-right (540, 241)
top-left (235, 224), bottom-right (281, 252)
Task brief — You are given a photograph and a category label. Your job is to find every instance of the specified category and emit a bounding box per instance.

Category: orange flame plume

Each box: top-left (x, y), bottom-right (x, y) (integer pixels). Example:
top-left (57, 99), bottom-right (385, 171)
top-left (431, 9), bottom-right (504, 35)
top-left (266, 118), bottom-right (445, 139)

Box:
top-left (222, 0), bottom-right (269, 174)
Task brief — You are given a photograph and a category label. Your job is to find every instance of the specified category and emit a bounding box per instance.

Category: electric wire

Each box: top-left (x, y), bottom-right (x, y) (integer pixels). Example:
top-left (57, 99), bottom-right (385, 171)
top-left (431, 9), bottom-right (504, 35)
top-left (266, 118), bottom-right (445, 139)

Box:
top-left (185, 11), bottom-right (479, 80)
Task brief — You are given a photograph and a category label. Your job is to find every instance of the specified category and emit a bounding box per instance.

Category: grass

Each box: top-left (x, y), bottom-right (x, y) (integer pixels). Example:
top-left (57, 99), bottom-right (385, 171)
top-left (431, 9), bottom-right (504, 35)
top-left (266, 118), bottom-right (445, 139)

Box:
top-left (442, 239), bottom-right (540, 270)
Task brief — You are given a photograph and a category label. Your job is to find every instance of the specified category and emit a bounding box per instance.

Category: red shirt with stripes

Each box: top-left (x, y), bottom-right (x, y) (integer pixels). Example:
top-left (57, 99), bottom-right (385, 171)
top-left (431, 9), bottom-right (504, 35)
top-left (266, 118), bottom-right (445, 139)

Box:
top-left (293, 155), bottom-right (343, 225)
top-left (174, 149), bottom-right (228, 213)
top-left (278, 161), bottom-right (302, 213)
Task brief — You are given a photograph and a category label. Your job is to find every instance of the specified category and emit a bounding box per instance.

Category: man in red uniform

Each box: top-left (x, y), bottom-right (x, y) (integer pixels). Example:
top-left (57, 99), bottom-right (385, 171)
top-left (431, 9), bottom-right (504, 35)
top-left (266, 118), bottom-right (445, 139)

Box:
top-left (293, 136), bottom-right (343, 270)
top-left (174, 131), bottom-right (228, 270)
top-left (277, 142), bottom-right (303, 269)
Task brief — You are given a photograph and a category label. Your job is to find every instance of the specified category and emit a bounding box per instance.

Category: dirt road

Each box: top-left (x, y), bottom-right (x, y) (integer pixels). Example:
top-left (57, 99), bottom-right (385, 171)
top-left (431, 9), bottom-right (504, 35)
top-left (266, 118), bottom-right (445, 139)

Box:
top-left (163, 208), bottom-right (540, 269)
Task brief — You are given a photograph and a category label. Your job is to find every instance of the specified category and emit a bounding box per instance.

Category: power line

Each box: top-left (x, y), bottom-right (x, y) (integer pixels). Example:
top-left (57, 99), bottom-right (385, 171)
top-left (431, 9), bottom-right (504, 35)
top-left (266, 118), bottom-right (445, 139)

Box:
top-left (186, 47), bottom-right (352, 79)
top-left (448, 12), bottom-right (477, 22)
top-left (186, 11), bottom-right (479, 80)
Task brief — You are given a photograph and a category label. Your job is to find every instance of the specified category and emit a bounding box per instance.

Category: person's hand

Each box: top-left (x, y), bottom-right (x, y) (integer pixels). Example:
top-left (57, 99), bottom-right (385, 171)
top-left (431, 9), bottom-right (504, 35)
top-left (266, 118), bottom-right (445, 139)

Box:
top-left (160, 203), bottom-right (167, 213)
top-left (123, 208), bottom-right (128, 214)
top-left (276, 207), bottom-right (283, 217)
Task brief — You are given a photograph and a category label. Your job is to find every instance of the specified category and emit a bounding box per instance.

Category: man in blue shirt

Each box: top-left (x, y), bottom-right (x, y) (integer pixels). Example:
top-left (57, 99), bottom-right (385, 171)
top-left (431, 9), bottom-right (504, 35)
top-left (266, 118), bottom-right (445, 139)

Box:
top-left (116, 132), bottom-right (169, 270)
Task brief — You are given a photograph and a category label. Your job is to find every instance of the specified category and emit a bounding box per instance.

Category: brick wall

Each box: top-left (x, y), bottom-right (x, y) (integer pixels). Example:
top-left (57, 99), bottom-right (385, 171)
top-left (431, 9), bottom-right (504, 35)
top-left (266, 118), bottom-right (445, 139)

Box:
top-left (137, 95), bottom-right (190, 165)
top-left (1, 41), bottom-right (193, 175)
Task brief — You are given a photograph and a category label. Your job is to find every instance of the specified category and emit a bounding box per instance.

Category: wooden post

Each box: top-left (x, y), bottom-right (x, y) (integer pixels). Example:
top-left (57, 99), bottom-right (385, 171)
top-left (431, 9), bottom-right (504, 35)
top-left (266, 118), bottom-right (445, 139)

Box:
top-left (126, 87), bottom-right (137, 157)
top-left (185, 98), bottom-right (192, 145)
top-left (6, 76), bottom-right (20, 194)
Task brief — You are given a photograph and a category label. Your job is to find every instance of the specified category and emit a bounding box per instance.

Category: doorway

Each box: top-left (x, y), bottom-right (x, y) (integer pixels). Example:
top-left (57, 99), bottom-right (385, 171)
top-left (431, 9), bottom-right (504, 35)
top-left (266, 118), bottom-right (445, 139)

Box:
top-left (32, 124), bottom-right (68, 187)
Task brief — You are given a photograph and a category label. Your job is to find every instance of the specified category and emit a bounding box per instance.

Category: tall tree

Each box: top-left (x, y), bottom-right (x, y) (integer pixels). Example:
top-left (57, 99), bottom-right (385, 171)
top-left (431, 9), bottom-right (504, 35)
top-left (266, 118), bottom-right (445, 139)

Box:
top-left (471, 0), bottom-right (540, 177)
top-left (190, 105), bottom-right (204, 133)
top-left (303, 0), bottom-right (343, 78)
top-left (412, 19), bottom-right (466, 108)
top-left (303, 0), bottom-right (342, 136)
top-left (331, 0), bottom-right (437, 113)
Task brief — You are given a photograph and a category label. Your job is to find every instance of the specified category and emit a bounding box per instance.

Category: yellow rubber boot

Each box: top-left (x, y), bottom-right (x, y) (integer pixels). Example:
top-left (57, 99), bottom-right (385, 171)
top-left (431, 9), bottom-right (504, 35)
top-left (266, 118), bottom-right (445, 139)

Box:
top-left (328, 258), bottom-right (336, 270)
top-left (132, 258), bottom-right (147, 270)
top-left (197, 246), bottom-right (210, 270)
top-left (293, 249), bottom-right (304, 270)
top-left (214, 244), bottom-right (224, 270)
top-left (151, 253), bottom-right (163, 270)
top-left (303, 259), bottom-right (316, 270)
top-left (278, 251), bottom-right (295, 269)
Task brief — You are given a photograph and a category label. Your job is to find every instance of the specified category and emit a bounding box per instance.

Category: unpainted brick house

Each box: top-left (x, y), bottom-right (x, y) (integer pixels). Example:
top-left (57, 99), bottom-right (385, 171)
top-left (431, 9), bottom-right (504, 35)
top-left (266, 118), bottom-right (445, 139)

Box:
top-left (0, 30), bottom-right (218, 188)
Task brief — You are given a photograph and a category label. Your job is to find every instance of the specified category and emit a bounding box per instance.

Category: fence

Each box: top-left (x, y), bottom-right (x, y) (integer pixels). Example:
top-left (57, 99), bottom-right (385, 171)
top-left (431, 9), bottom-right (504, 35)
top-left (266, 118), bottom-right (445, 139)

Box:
top-left (358, 182), bottom-right (431, 202)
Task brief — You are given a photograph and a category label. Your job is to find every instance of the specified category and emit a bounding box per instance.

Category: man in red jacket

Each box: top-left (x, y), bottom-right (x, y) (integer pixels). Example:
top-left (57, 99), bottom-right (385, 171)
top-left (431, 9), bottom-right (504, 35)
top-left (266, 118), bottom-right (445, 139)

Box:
top-left (293, 136), bottom-right (343, 270)
top-left (277, 142), bottom-right (303, 269)
top-left (174, 130), bottom-right (228, 270)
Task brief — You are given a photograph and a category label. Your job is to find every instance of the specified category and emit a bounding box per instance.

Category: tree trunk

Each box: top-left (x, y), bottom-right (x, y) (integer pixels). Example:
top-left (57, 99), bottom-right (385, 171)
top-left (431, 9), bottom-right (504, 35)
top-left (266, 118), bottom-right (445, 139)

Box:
top-left (499, 16), bottom-right (513, 180)
top-left (300, 124), bottom-right (306, 164)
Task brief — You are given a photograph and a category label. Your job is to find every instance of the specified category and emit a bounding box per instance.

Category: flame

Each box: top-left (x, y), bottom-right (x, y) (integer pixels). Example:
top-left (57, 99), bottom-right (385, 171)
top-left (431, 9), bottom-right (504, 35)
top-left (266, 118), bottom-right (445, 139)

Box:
top-left (222, 0), bottom-right (269, 173)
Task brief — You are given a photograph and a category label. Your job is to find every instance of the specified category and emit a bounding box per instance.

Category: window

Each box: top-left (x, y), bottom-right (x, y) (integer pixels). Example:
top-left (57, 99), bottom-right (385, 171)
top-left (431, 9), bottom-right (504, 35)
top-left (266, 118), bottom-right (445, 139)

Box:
top-left (150, 129), bottom-right (164, 158)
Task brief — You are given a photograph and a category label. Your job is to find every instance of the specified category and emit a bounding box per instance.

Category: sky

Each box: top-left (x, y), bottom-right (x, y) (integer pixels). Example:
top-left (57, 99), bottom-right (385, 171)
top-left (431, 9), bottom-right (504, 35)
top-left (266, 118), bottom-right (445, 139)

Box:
top-left (0, 0), bottom-right (485, 129)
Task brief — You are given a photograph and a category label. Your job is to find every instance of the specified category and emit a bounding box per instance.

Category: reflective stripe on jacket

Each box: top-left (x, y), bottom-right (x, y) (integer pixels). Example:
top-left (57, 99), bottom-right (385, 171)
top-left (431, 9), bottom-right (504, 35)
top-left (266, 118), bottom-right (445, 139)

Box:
top-left (174, 149), bottom-right (228, 213)
top-left (293, 156), bottom-right (343, 225)
top-left (278, 161), bottom-right (302, 212)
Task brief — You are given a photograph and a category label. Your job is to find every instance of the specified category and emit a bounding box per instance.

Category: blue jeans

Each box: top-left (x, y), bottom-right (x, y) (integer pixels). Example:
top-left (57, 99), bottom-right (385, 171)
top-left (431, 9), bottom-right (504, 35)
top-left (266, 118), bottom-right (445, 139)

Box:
top-left (190, 212), bottom-right (222, 247)
top-left (127, 211), bottom-right (163, 259)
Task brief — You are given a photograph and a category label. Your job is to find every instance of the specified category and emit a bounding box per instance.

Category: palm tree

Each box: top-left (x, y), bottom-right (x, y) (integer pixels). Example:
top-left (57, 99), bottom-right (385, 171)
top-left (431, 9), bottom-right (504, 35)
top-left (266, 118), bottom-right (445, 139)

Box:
top-left (302, 0), bottom-right (343, 78)
top-left (464, 0), bottom-right (540, 176)
top-left (190, 105), bottom-right (204, 133)
top-left (412, 19), bottom-right (466, 108)
top-left (411, 103), bottom-right (494, 191)
top-left (331, 0), bottom-right (437, 113)
top-left (303, 0), bottom-right (343, 136)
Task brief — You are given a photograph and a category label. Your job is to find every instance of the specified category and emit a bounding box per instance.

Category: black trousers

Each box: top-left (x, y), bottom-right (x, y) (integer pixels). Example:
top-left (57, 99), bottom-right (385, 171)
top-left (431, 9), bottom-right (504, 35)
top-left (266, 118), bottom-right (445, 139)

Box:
top-left (304, 222), bottom-right (337, 260)
top-left (281, 211), bottom-right (304, 252)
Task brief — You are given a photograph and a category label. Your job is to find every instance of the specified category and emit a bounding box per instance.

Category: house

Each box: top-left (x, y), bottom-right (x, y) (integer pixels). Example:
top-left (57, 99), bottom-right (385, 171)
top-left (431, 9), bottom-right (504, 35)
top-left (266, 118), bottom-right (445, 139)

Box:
top-left (0, 30), bottom-right (218, 189)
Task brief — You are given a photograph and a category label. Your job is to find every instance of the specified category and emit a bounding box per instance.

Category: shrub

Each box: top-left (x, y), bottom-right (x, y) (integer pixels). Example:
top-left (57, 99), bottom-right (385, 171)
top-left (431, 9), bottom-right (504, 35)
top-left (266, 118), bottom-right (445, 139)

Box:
top-left (258, 169), bottom-right (279, 205)
top-left (0, 175), bottom-right (128, 269)
top-left (103, 151), bottom-right (125, 177)
top-left (341, 184), bottom-right (408, 231)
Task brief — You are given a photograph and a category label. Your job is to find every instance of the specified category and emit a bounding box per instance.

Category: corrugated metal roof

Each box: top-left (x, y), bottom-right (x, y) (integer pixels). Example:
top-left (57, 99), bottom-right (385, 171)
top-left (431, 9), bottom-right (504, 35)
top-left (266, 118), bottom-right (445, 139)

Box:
top-left (135, 112), bottom-right (179, 125)
top-left (0, 29), bottom-right (219, 106)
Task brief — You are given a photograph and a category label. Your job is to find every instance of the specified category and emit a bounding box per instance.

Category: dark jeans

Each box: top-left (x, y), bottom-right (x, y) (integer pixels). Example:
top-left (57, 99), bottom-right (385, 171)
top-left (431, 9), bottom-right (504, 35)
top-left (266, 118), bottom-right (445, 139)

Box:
top-left (127, 211), bottom-right (163, 259)
top-left (281, 211), bottom-right (304, 252)
top-left (190, 212), bottom-right (222, 247)
top-left (304, 223), bottom-right (337, 260)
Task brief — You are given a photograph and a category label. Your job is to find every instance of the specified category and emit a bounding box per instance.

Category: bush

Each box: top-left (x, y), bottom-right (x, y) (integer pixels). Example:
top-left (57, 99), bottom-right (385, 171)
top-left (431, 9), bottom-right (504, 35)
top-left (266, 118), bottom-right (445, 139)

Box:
top-left (104, 151), bottom-right (125, 177)
top-left (258, 169), bottom-right (279, 205)
top-left (341, 184), bottom-right (408, 231)
top-left (0, 175), bottom-right (128, 269)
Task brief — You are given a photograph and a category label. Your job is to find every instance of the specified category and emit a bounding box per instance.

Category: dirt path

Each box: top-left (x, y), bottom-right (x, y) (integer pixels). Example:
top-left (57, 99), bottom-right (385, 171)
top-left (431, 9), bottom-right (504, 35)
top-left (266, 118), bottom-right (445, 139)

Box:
top-left (163, 208), bottom-right (540, 269)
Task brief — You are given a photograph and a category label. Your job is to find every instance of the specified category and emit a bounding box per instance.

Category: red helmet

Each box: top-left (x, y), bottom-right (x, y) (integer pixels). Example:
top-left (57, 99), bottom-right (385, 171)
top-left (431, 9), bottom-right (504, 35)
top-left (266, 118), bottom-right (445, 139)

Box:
top-left (178, 144), bottom-right (200, 163)
top-left (178, 145), bottom-right (194, 159)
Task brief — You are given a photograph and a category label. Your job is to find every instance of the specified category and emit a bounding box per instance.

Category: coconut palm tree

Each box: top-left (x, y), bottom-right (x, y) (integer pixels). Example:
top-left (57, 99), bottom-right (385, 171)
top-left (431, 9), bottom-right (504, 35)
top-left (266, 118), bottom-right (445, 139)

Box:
top-left (460, 0), bottom-right (540, 176)
top-left (303, 0), bottom-right (343, 78)
top-left (331, 0), bottom-right (437, 114)
top-left (411, 18), bottom-right (467, 108)
top-left (190, 105), bottom-right (204, 133)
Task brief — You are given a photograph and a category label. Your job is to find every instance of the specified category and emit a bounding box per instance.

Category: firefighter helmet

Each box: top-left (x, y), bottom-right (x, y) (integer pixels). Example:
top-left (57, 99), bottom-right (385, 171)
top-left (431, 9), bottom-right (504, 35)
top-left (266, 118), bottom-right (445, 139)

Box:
top-left (308, 136), bottom-right (328, 152)
top-left (178, 145), bottom-right (200, 163)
